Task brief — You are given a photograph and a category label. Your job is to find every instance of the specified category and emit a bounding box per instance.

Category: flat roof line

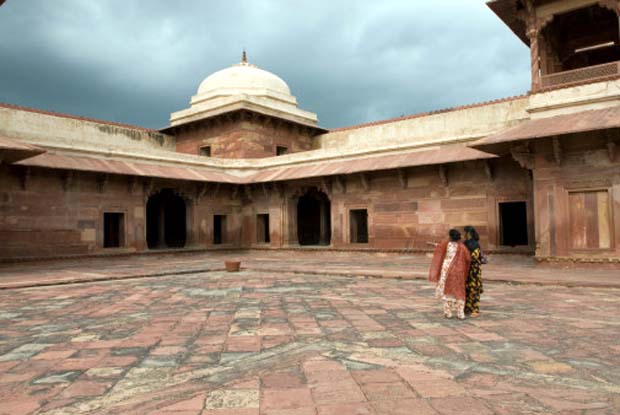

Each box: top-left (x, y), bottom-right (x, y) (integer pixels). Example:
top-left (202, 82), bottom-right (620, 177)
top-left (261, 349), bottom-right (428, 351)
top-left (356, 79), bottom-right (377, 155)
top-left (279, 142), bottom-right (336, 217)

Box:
top-left (0, 102), bottom-right (159, 133)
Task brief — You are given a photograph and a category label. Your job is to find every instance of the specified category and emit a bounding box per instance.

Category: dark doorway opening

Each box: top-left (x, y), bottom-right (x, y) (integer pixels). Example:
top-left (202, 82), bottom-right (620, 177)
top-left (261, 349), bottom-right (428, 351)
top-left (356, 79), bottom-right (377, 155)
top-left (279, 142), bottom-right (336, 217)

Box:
top-left (350, 209), bottom-right (369, 244)
top-left (104, 212), bottom-right (124, 248)
top-left (200, 146), bottom-right (211, 157)
top-left (257, 214), bottom-right (270, 243)
top-left (297, 189), bottom-right (331, 246)
top-left (499, 202), bottom-right (528, 247)
top-left (146, 189), bottom-right (187, 249)
top-left (213, 215), bottom-right (226, 245)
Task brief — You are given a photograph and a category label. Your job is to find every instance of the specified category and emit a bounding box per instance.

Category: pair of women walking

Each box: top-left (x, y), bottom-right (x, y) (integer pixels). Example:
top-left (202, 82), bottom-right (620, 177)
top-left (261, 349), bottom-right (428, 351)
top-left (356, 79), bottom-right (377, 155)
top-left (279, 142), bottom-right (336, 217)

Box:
top-left (428, 226), bottom-right (484, 320)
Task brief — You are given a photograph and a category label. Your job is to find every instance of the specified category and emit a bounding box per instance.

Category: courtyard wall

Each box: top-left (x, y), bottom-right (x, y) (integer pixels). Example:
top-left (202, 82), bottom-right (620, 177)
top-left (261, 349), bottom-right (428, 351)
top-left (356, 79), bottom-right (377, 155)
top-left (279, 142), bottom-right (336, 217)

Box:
top-left (0, 166), bottom-right (243, 259)
top-left (237, 156), bottom-right (534, 253)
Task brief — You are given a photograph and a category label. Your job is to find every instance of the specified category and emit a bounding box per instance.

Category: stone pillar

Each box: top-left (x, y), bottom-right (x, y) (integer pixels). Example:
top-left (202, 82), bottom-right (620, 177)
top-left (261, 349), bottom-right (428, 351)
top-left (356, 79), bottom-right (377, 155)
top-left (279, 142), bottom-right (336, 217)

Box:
top-left (158, 202), bottom-right (166, 248)
top-left (185, 199), bottom-right (195, 248)
top-left (527, 27), bottom-right (541, 91)
top-left (613, 184), bottom-right (620, 251)
top-left (284, 196), bottom-right (298, 246)
top-left (319, 201), bottom-right (329, 245)
top-left (525, 0), bottom-right (541, 91)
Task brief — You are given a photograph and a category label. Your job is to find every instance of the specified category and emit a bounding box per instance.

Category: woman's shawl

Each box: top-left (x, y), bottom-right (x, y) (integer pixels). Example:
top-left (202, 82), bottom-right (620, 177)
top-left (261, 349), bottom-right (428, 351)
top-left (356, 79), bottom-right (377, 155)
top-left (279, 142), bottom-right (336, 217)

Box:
top-left (428, 240), bottom-right (471, 301)
top-left (464, 238), bottom-right (480, 253)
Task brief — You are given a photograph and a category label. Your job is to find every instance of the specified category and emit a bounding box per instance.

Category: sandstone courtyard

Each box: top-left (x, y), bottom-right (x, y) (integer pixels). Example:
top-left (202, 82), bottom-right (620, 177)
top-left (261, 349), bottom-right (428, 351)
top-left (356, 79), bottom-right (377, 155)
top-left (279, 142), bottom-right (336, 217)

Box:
top-left (0, 253), bottom-right (619, 415)
top-left (3, 0), bottom-right (620, 413)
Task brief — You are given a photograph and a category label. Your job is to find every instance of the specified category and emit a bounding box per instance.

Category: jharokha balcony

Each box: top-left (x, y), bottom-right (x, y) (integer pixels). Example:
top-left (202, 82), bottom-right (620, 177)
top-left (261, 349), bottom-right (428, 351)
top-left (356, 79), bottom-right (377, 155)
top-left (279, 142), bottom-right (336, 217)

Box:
top-left (539, 60), bottom-right (620, 90)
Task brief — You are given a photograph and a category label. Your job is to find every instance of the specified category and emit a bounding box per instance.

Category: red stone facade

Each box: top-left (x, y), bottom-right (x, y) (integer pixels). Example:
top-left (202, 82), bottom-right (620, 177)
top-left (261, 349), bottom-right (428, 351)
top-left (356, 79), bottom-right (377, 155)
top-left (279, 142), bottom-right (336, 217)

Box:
top-left (0, 165), bottom-right (242, 258)
top-left (2, 1), bottom-right (619, 265)
top-left (174, 112), bottom-right (316, 159)
top-left (531, 131), bottom-right (620, 260)
top-left (0, 154), bottom-right (535, 260)
top-left (1, 166), bottom-right (146, 258)
top-left (234, 157), bottom-right (533, 252)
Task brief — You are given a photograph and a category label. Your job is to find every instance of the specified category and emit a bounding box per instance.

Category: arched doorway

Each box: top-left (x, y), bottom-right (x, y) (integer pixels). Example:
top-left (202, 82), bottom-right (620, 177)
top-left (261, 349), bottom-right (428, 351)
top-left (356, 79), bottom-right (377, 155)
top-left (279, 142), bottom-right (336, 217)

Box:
top-left (146, 189), bottom-right (187, 249)
top-left (297, 188), bottom-right (331, 246)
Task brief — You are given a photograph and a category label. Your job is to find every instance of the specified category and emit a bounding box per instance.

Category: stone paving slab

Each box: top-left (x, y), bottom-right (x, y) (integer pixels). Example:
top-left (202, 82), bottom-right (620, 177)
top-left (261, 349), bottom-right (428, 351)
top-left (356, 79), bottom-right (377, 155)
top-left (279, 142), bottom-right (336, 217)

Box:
top-left (0, 269), bottom-right (619, 414)
top-left (0, 250), bottom-right (619, 290)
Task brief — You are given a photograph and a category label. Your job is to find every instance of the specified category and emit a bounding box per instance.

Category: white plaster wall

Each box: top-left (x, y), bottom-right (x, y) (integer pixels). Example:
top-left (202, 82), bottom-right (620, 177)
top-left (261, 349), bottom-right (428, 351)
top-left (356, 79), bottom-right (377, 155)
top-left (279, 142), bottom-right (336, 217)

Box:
top-left (0, 107), bottom-right (176, 155)
top-left (528, 79), bottom-right (620, 119)
top-left (316, 98), bottom-right (530, 152)
top-left (11, 79), bottom-right (620, 177)
top-left (1, 99), bottom-right (530, 174)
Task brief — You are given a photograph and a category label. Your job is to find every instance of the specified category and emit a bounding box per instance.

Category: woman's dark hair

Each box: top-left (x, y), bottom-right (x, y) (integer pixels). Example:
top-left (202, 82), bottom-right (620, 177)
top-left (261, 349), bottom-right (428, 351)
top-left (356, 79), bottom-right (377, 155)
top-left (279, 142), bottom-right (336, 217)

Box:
top-left (464, 225), bottom-right (480, 241)
top-left (449, 229), bottom-right (461, 242)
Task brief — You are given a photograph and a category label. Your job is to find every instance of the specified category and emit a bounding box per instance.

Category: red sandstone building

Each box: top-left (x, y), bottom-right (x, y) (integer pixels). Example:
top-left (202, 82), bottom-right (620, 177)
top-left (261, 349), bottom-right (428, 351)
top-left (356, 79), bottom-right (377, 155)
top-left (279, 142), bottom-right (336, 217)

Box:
top-left (1, 0), bottom-right (619, 264)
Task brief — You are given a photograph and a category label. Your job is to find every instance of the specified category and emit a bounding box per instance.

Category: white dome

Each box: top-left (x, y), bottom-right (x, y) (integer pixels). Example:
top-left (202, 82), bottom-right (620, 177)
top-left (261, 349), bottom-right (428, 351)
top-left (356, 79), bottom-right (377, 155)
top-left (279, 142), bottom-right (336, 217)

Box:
top-left (170, 54), bottom-right (319, 128)
top-left (197, 61), bottom-right (292, 98)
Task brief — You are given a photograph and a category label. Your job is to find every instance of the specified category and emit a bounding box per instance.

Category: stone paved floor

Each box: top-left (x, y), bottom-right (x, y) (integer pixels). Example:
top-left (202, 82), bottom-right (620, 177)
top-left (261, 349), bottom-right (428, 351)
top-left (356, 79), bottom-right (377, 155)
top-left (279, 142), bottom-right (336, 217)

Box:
top-left (0, 270), bottom-right (619, 414)
top-left (1, 250), bottom-right (619, 289)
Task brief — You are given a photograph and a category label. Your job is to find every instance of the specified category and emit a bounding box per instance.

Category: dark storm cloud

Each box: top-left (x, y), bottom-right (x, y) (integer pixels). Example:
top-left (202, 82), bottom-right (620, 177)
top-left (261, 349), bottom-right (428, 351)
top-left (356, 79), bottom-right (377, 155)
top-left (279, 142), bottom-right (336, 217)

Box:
top-left (0, 0), bottom-right (530, 130)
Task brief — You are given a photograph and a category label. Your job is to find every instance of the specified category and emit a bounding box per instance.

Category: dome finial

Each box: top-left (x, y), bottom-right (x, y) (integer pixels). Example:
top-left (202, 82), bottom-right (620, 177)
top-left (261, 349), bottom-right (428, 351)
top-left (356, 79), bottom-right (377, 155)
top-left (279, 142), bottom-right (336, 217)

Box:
top-left (241, 49), bottom-right (248, 64)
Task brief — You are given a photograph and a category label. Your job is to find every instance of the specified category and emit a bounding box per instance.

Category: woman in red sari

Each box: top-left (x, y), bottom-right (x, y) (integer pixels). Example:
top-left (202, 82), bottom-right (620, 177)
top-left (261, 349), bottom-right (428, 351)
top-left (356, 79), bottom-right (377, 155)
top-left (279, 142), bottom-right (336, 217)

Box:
top-left (428, 229), bottom-right (471, 320)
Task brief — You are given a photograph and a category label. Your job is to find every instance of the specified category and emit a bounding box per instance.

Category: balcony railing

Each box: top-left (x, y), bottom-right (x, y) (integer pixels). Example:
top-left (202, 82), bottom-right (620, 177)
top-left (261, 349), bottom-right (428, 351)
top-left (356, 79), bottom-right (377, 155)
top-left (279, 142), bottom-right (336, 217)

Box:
top-left (540, 61), bottom-right (620, 90)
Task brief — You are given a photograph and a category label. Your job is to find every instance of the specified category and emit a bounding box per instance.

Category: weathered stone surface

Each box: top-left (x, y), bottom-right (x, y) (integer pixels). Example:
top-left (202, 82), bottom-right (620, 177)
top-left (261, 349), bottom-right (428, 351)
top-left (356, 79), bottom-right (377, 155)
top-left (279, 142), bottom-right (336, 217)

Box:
top-left (0, 268), bottom-right (618, 414)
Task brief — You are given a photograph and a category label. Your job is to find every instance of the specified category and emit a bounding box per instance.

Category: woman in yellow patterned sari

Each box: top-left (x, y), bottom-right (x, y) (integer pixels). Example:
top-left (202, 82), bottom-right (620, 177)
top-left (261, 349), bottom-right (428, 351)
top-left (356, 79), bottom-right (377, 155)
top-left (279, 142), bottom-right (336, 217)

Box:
top-left (463, 226), bottom-right (483, 317)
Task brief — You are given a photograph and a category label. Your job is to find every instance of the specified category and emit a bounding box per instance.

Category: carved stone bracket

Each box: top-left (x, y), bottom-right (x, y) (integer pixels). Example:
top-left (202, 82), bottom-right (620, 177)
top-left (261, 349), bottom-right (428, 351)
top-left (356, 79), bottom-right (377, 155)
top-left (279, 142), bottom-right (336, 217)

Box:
top-left (177, 189), bottom-right (196, 204)
top-left (250, 111), bottom-right (261, 124)
top-left (230, 185), bottom-right (240, 201)
top-left (360, 173), bottom-right (370, 192)
top-left (143, 178), bottom-right (154, 197)
top-left (129, 176), bottom-right (140, 194)
top-left (224, 112), bottom-right (235, 124)
top-left (335, 175), bottom-right (347, 194)
top-left (274, 182), bottom-right (286, 198)
top-left (273, 118), bottom-right (284, 131)
top-left (243, 185), bottom-right (253, 202)
top-left (262, 182), bottom-right (271, 199)
top-left (19, 166), bottom-right (30, 191)
top-left (536, 15), bottom-right (554, 33)
top-left (484, 160), bottom-right (494, 181)
top-left (61, 171), bottom-right (74, 192)
top-left (510, 145), bottom-right (535, 170)
top-left (598, 0), bottom-right (620, 15)
top-left (320, 177), bottom-right (332, 195)
top-left (195, 182), bottom-right (209, 202)
top-left (552, 137), bottom-right (562, 166)
top-left (97, 174), bottom-right (109, 193)
top-left (438, 165), bottom-right (448, 187)
top-left (397, 168), bottom-right (408, 189)
top-left (607, 139), bottom-right (616, 162)
top-left (519, 1), bottom-right (555, 34)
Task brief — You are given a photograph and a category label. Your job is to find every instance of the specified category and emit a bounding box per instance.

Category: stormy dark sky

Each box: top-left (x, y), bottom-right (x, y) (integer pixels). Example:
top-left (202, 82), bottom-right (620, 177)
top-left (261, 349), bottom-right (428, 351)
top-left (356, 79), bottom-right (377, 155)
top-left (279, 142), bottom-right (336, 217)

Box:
top-left (0, 1), bottom-right (530, 130)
